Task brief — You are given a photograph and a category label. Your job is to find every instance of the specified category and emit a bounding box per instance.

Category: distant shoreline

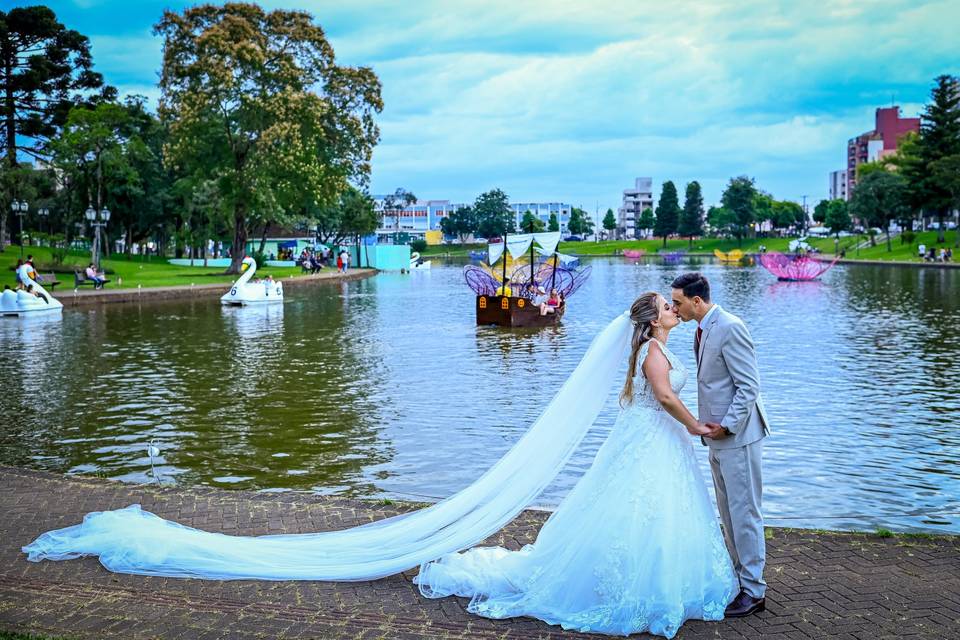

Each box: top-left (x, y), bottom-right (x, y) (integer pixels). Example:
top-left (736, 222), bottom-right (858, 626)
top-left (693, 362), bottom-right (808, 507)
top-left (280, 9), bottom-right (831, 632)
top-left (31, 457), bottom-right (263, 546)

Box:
top-left (49, 268), bottom-right (377, 307)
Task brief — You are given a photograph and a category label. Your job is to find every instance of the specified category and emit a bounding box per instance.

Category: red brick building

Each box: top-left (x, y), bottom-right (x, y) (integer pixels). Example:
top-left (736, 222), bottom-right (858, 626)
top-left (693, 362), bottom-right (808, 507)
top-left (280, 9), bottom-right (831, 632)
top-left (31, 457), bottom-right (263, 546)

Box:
top-left (846, 106), bottom-right (919, 198)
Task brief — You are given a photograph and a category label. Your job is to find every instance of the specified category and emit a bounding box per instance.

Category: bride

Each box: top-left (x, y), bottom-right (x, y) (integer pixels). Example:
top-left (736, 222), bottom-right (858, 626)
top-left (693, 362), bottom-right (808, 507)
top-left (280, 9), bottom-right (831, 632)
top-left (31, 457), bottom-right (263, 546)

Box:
top-left (23, 292), bottom-right (736, 638)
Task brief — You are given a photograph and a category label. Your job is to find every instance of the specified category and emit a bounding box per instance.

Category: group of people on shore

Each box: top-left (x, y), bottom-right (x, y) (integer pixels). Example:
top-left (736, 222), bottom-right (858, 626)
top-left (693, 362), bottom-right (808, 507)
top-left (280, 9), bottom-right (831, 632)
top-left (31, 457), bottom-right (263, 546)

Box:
top-left (917, 243), bottom-right (953, 262)
top-left (297, 246), bottom-right (352, 274)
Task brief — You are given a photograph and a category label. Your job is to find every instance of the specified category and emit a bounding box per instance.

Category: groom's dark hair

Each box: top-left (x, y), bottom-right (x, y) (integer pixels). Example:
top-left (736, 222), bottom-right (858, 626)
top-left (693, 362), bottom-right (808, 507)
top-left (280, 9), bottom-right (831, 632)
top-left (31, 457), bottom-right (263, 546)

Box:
top-left (671, 272), bottom-right (711, 302)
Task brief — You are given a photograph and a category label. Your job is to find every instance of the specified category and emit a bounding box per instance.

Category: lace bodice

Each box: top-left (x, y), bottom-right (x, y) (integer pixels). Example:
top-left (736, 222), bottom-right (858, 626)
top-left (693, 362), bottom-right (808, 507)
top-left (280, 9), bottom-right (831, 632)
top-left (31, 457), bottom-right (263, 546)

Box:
top-left (627, 338), bottom-right (687, 411)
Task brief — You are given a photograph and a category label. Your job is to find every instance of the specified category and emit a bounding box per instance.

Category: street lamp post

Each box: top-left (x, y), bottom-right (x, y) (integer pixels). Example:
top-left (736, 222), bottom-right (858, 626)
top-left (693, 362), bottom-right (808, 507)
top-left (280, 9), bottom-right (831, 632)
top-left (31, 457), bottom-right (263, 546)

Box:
top-left (11, 200), bottom-right (28, 258)
top-left (85, 205), bottom-right (110, 270)
top-left (38, 207), bottom-right (49, 237)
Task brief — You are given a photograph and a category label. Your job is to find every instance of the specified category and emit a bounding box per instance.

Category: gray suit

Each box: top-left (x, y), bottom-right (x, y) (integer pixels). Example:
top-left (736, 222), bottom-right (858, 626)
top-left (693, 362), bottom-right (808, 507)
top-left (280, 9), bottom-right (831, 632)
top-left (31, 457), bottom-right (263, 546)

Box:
top-left (696, 305), bottom-right (769, 599)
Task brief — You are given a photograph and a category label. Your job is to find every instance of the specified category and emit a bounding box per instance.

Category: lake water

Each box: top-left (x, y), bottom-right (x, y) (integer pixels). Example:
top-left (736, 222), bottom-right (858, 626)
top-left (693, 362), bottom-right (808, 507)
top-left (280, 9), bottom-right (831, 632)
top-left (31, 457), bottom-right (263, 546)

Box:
top-left (2, 258), bottom-right (958, 533)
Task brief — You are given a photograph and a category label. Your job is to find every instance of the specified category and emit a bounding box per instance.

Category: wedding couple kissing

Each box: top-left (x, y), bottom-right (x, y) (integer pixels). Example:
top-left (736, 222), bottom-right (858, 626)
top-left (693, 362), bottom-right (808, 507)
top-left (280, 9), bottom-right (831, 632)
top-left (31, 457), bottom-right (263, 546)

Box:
top-left (23, 271), bottom-right (770, 638)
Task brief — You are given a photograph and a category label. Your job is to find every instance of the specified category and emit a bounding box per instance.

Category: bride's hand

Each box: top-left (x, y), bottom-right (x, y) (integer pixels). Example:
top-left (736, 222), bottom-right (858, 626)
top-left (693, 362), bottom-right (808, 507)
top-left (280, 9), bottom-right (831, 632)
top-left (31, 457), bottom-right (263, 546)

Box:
top-left (687, 421), bottom-right (712, 436)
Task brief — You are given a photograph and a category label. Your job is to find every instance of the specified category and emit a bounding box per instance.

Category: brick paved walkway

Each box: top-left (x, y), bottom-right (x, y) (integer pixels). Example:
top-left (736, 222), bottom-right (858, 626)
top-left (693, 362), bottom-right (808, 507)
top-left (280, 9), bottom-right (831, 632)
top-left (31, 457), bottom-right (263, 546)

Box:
top-left (1, 466), bottom-right (958, 639)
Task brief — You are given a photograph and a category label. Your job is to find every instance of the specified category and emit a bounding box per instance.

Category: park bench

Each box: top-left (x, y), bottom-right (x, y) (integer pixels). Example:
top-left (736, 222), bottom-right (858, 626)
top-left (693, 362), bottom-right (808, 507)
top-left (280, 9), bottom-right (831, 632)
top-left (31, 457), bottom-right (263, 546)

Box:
top-left (74, 270), bottom-right (111, 289)
top-left (35, 272), bottom-right (61, 291)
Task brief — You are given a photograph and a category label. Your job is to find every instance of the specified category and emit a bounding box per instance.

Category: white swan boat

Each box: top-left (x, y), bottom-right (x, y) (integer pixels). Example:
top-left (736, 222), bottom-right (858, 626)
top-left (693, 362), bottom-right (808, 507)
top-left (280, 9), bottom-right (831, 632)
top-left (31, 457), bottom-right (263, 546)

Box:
top-left (220, 256), bottom-right (284, 306)
top-left (1, 265), bottom-right (64, 317)
top-left (409, 252), bottom-right (431, 270)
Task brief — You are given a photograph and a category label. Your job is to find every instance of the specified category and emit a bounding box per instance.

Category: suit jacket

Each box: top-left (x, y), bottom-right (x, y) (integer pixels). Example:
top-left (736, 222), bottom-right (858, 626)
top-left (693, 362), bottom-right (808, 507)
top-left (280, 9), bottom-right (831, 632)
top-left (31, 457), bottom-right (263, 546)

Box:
top-left (697, 306), bottom-right (771, 450)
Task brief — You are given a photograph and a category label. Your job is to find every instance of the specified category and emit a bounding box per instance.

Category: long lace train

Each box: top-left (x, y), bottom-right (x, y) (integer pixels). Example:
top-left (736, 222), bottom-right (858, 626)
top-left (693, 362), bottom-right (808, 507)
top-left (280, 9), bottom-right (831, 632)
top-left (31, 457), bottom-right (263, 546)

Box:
top-left (23, 313), bottom-right (633, 582)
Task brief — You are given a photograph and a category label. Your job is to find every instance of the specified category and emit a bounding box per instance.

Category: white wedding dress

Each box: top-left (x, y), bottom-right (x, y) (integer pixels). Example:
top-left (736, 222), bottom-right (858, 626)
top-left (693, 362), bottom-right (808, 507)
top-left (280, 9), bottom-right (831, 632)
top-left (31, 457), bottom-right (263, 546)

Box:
top-left (416, 339), bottom-right (737, 637)
top-left (23, 315), bottom-right (735, 638)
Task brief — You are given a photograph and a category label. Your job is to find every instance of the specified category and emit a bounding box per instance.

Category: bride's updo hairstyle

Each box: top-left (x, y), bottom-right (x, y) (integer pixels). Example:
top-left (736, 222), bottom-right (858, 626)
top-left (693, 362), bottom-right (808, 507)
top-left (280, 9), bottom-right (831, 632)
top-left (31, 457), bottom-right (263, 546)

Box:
top-left (619, 292), bottom-right (661, 408)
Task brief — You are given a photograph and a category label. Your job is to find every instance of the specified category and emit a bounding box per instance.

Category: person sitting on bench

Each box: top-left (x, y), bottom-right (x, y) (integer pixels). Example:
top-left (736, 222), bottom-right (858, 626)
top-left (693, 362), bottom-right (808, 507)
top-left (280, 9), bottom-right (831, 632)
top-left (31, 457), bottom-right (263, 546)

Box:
top-left (84, 264), bottom-right (106, 289)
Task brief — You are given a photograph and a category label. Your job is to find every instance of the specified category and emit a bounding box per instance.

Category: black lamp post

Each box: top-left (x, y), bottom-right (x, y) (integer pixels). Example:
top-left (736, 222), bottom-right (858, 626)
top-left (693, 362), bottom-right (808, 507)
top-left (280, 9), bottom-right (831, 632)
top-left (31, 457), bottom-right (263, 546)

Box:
top-left (11, 200), bottom-right (28, 257)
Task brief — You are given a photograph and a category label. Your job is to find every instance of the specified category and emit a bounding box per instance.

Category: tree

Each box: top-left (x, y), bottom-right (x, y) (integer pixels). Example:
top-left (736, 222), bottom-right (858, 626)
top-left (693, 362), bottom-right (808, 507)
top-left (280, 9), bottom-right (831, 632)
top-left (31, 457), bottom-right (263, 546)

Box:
top-left (707, 205), bottom-right (734, 236)
top-left (155, 4), bottom-right (383, 273)
top-left (547, 212), bottom-right (559, 232)
top-left (602, 208), bottom-right (617, 237)
top-left (904, 74), bottom-right (960, 243)
top-left (679, 181), bottom-right (704, 247)
top-left (653, 181), bottom-right (680, 247)
top-left (519, 210), bottom-right (545, 233)
top-left (567, 207), bottom-right (594, 237)
top-left (0, 5), bottom-right (113, 251)
top-left (48, 101), bottom-right (142, 263)
top-left (773, 200), bottom-right (805, 232)
top-left (637, 207), bottom-right (655, 238)
top-left (849, 170), bottom-right (909, 252)
top-left (824, 199), bottom-right (851, 243)
top-left (720, 176), bottom-right (757, 247)
top-left (474, 188), bottom-right (513, 238)
top-left (930, 154), bottom-right (960, 247)
top-left (439, 205), bottom-right (477, 243)
top-left (813, 199), bottom-right (829, 225)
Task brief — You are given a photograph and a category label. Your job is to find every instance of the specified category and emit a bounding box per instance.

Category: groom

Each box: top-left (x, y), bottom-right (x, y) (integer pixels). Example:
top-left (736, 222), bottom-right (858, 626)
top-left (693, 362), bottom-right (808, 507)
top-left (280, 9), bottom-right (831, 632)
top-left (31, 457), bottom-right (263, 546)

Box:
top-left (671, 272), bottom-right (770, 618)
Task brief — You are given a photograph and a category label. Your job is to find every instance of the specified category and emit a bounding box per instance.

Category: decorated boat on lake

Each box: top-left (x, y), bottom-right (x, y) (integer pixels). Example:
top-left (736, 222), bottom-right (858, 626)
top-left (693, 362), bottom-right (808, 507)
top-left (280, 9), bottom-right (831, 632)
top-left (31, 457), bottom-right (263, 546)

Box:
top-left (464, 232), bottom-right (590, 328)
top-left (622, 249), bottom-right (646, 260)
top-left (758, 252), bottom-right (839, 281)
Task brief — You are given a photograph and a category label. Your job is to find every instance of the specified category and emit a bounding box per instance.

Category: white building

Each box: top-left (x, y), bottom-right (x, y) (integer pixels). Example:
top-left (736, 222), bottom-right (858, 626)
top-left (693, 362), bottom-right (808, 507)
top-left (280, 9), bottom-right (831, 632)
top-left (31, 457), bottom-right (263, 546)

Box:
top-left (617, 177), bottom-right (656, 239)
top-left (373, 198), bottom-right (573, 242)
top-left (829, 170), bottom-right (848, 201)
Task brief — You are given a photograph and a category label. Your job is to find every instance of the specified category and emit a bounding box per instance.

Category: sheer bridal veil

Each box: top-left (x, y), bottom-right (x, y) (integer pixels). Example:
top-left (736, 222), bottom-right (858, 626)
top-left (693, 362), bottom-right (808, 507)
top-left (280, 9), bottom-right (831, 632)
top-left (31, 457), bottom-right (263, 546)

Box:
top-left (23, 313), bottom-right (632, 581)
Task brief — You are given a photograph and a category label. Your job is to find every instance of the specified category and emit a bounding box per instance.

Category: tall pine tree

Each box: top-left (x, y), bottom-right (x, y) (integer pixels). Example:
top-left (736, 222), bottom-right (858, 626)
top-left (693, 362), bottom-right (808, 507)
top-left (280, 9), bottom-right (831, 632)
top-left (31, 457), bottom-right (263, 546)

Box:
top-left (679, 181), bottom-right (705, 247)
top-left (905, 75), bottom-right (960, 243)
top-left (653, 181), bottom-right (680, 247)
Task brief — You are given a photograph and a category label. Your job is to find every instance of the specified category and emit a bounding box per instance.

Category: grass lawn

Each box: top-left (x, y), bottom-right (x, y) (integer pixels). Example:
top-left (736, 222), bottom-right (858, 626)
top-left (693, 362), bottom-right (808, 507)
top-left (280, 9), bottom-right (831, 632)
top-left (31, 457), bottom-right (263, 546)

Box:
top-left (422, 231), bottom-right (958, 263)
top-left (2, 245), bottom-right (313, 289)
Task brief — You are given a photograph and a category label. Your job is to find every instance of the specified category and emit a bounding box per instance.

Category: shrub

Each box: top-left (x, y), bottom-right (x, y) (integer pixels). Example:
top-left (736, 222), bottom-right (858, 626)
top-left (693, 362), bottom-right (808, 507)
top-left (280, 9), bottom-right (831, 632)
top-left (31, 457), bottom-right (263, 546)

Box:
top-left (410, 239), bottom-right (427, 253)
top-left (901, 230), bottom-right (916, 245)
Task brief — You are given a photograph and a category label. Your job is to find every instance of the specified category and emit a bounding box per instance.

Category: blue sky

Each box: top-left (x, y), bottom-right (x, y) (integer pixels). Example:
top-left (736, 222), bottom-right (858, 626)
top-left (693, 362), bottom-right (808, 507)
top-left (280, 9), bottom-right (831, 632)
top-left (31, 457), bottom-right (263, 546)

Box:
top-left (36, 0), bottom-right (960, 213)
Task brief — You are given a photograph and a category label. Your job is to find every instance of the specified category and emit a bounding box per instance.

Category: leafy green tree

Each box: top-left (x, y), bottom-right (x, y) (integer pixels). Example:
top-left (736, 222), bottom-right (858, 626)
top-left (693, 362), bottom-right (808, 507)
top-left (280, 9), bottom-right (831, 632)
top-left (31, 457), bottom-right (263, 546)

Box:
top-left (439, 205), bottom-right (477, 243)
top-left (155, 4), bottom-right (383, 272)
top-left (520, 210), bottom-right (545, 233)
top-left (637, 207), bottom-right (655, 237)
top-left (904, 74), bottom-right (960, 243)
top-left (930, 154), bottom-right (960, 247)
top-left (707, 205), bottom-right (735, 236)
top-left (653, 181), bottom-right (680, 247)
top-left (48, 101), bottom-right (143, 262)
top-left (772, 200), bottom-right (805, 232)
top-left (720, 176), bottom-right (757, 247)
top-left (0, 5), bottom-right (113, 250)
top-left (824, 199), bottom-right (851, 240)
top-left (602, 208), bottom-right (617, 236)
top-left (474, 188), bottom-right (513, 238)
top-left (679, 181), bottom-right (704, 246)
top-left (813, 199), bottom-right (829, 224)
top-left (547, 212), bottom-right (559, 232)
top-left (567, 207), bottom-right (594, 237)
top-left (849, 170), bottom-right (909, 252)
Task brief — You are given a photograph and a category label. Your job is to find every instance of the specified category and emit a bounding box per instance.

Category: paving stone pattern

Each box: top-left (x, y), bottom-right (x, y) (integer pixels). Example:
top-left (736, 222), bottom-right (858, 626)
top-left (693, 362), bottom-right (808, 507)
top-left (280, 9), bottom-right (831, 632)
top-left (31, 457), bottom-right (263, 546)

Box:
top-left (1, 466), bottom-right (958, 639)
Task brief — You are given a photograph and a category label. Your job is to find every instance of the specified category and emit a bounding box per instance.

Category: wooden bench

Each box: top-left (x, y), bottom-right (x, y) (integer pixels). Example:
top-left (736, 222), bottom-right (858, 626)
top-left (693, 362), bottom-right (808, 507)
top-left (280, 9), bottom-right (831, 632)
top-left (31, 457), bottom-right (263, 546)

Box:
top-left (35, 272), bottom-right (62, 291)
top-left (74, 271), bottom-right (111, 289)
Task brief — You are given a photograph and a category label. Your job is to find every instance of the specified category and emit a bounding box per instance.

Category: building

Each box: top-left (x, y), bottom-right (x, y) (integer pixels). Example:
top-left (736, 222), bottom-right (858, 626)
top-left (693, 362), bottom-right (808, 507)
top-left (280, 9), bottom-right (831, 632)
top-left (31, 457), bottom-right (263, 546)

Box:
top-left (829, 170), bottom-right (847, 201)
top-left (846, 106), bottom-right (920, 197)
top-left (617, 177), bottom-right (656, 239)
top-left (373, 197), bottom-right (572, 242)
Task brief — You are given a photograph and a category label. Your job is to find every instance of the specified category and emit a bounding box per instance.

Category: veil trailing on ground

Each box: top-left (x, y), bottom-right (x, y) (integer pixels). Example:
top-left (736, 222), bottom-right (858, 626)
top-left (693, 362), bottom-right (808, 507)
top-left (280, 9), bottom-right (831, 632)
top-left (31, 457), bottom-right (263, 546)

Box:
top-left (23, 313), bottom-right (633, 581)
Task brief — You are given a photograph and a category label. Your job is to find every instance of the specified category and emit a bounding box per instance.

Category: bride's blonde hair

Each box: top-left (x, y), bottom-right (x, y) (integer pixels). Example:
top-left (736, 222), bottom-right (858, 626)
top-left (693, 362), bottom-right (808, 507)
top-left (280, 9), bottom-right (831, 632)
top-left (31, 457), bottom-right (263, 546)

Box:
top-left (619, 292), bottom-right (661, 408)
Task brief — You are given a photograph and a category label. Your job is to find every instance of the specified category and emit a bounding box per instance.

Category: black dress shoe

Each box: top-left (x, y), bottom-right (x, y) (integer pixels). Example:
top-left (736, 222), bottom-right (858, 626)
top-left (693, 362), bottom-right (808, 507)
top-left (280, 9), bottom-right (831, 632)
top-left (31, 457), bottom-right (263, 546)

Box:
top-left (724, 590), bottom-right (766, 617)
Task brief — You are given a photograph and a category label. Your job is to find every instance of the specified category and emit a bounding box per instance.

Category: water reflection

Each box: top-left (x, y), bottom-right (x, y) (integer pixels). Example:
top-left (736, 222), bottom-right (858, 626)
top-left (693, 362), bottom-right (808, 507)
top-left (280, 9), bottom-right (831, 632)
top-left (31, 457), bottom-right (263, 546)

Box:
top-left (0, 259), bottom-right (958, 533)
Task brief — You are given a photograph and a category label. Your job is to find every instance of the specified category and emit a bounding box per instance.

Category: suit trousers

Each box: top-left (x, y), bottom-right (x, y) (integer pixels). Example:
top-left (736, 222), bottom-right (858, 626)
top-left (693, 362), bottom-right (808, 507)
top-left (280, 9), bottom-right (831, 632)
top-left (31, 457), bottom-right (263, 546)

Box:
top-left (708, 439), bottom-right (766, 598)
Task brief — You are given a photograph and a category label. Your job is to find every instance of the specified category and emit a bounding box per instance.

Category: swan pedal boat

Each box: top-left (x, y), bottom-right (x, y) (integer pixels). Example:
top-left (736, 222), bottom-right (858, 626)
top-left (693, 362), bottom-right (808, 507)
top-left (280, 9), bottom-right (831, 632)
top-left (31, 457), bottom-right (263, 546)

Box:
top-left (220, 256), bottom-right (284, 306)
top-left (1, 265), bottom-right (63, 317)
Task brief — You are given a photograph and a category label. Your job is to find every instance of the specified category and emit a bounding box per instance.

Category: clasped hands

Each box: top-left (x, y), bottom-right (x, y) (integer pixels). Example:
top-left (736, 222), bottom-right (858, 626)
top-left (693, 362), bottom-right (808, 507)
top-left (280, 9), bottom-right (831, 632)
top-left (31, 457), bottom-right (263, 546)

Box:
top-left (688, 421), bottom-right (727, 439)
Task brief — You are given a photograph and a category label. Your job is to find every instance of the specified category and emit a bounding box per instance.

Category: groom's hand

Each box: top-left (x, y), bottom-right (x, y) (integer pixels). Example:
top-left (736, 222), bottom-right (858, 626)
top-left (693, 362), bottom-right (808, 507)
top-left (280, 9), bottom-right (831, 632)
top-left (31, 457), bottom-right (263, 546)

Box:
top-left (704, 422), bottom-right (728, 439)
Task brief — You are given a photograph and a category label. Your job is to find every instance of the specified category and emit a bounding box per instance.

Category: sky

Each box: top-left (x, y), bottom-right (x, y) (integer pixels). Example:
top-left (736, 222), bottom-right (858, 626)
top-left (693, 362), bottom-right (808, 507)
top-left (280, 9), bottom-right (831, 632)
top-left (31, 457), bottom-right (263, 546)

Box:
top-left (31, 0), bottom-right (960, 214)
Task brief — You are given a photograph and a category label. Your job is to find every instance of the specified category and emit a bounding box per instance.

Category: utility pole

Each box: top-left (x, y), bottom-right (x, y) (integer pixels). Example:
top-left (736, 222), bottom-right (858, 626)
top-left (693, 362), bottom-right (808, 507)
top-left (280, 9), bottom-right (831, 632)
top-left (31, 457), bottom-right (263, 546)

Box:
top-left (801, 195), bottom-right (809, 234)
